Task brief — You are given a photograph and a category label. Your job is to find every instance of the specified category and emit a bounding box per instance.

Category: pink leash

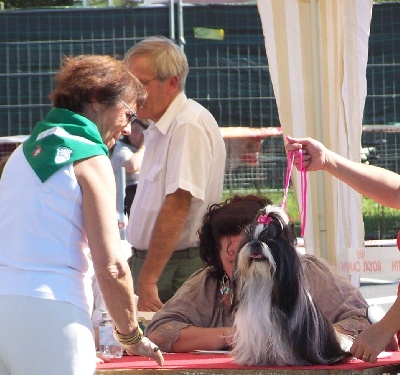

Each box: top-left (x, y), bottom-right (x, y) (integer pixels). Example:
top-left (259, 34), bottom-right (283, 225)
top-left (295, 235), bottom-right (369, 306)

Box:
top-left (281, 149), bottom-right (307, 237)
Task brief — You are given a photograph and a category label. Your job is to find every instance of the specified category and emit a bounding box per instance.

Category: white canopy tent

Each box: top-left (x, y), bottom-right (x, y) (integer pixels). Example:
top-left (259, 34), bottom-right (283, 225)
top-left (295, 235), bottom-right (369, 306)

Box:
top-left (257, 0), bottom-right (373, 267)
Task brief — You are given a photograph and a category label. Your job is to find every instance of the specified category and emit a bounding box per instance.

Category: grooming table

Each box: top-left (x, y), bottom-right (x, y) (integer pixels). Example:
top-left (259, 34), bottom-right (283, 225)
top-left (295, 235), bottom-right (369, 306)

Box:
top-left (97, 351), bottom-right (400, 375)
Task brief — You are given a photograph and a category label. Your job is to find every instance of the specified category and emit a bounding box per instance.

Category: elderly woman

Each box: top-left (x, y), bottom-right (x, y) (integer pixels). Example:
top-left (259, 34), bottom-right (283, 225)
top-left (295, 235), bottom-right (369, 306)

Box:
top-left (0, 55), bottom-right (163, 375)
top-left (145, 195), bottom-right (370, 353)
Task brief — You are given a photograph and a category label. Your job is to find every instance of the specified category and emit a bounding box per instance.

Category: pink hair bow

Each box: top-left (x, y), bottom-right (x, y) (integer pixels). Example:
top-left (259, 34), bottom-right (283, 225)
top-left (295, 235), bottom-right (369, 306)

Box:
top-left (257, 215), bottom-right (272, 226)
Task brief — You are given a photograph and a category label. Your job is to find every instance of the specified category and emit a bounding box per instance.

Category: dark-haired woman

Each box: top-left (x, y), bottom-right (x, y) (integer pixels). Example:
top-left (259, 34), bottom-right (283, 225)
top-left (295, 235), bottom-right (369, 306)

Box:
top-left (145, 195), bottom-right (370, 353)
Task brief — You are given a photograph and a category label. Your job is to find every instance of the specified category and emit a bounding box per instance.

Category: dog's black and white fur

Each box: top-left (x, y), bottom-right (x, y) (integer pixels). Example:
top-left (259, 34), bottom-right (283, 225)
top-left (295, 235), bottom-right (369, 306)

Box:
top-left (231, 205), bottom-right (352, 366)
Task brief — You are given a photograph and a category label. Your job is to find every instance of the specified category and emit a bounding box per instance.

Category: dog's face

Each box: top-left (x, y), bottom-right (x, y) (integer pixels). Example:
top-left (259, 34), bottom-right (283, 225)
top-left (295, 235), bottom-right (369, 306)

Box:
top-left (232, 218), bottom-right (302, 316)
top-left (236, 238), bottom-right (276, 275)
top-left (234, 238), bottom-right (276, 301)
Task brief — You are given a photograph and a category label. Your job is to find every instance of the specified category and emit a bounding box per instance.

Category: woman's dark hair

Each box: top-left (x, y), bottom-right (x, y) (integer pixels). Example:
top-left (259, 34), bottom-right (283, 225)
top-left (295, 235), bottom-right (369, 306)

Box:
top-left (198, 194), bottom-right (272, 279)
top-left (50, 54), bottom-right (147, 113)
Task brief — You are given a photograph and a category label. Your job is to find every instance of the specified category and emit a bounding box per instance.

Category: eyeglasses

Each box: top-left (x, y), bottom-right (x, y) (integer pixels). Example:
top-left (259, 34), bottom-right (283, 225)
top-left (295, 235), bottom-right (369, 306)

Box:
top-left (140, 77), bottom-right (158, 86)
top-left (119, 99), bottom-right (138, 125)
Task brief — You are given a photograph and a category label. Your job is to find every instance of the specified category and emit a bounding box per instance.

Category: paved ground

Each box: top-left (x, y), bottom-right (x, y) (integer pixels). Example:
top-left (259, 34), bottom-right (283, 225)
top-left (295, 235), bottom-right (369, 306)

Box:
top-left (360, 275), bottom-right (399, 313)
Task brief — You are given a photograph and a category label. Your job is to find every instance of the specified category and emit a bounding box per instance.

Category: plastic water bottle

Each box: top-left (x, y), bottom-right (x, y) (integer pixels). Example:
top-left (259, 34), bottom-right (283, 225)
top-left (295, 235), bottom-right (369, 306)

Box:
top-left (98, 308), bottom-right (123, 358)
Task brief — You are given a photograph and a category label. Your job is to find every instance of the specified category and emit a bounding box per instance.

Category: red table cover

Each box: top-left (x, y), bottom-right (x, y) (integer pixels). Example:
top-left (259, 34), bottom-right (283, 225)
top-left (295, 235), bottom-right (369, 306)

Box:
top-left (97, 351), bottom-right (400, 371)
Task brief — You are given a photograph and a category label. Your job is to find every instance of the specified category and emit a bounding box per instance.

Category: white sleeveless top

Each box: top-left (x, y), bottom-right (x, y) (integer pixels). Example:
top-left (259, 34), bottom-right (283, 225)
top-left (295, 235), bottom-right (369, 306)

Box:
top-left (0, 145), bottom-right (94, 314)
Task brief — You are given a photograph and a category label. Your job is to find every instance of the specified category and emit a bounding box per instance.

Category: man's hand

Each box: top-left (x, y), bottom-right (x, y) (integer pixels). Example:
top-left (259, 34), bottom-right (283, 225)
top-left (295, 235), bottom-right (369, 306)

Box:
top-left (137, 282), bottom-right (163, 312)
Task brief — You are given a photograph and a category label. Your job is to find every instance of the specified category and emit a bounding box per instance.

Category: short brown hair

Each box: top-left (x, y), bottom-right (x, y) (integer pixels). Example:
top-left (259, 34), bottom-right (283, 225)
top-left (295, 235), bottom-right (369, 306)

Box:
top-left (50, 54), bottom-right (147, 113)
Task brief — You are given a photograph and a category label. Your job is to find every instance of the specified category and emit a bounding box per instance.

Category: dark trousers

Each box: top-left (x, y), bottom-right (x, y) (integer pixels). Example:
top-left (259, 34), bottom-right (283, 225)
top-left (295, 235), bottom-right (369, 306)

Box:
top-left (129, 247), bottom-right (203, 303)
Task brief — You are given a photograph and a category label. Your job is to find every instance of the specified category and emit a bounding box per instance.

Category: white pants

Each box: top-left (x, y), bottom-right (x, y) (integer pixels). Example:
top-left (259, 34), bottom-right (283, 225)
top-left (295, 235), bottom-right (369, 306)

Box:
top-left (0, 295), bottom-right (96, 375)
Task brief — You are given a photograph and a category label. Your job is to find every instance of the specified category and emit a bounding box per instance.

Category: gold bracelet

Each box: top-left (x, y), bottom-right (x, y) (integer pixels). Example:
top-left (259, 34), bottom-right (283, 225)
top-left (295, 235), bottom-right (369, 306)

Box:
top-left (113, 325), bottom-right (144, 346)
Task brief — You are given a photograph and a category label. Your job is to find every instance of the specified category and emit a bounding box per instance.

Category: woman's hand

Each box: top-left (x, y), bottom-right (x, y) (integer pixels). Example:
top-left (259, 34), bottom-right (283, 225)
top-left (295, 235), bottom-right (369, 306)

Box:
top-left (96, 353), bottom-right (111, 364)
top-left (222, 327), bottom-right (235, 347)
top-left (285, 135), bottom-right (328, 172)
top-left (350, 321), bottom-right (396, 363)
top-left (123, 336), bottom-right (164, 367)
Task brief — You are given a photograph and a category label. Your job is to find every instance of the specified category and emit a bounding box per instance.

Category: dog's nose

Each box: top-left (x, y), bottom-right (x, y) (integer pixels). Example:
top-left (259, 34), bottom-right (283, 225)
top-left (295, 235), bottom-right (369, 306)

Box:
top-left (249, 240), bottom-right (267, 261)
top-left (249, 240), bottom-right (263, 251)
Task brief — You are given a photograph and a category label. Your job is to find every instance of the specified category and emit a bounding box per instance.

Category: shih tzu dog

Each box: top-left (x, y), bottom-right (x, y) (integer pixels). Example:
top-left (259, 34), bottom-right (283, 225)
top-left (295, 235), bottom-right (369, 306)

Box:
top-left (231, 205), bottom-right (352, 366)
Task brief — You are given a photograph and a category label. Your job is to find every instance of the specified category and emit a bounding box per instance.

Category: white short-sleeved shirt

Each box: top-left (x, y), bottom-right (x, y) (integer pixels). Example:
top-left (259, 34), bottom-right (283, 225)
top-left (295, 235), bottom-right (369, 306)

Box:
top-left (0, 146), bottom-right (94, 315)
top-left (126, 93), bottom-right (226, 250)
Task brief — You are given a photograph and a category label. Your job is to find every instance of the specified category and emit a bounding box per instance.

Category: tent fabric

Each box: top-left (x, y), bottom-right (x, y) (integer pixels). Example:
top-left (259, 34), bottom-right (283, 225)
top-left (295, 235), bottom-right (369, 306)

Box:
top-left (257, 0), bottom-right (373, 266)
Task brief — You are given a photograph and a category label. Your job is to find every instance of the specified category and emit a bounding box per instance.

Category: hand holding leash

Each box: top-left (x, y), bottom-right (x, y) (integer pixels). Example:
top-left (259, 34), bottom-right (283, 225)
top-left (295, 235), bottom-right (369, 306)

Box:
top-left (285, 135), bottom-right (328, 172)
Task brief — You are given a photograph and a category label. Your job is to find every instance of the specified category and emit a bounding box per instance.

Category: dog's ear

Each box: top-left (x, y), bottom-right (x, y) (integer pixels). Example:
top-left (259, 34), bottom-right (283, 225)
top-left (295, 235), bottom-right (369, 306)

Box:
top-left (269, 239), bottom-right (302, 316)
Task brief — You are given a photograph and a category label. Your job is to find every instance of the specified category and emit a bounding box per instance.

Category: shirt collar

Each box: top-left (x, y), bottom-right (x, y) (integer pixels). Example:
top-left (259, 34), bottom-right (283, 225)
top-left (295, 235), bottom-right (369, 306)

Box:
top-left (154, 92), bottom-right (187, 135)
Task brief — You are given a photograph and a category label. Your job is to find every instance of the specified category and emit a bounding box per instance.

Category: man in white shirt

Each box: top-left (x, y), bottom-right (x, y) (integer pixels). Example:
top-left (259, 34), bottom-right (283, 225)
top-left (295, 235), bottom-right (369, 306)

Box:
top-left (125, 36), bottom-right (226, 312)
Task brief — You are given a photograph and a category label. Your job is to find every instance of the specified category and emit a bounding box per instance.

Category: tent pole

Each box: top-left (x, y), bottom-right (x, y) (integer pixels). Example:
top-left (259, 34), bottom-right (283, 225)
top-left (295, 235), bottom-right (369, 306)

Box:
top-left (309, 0), bottom-right (328, 260)
top-left (177, 0), bottom-right (185, 51)
top-left (169, 0), bottom-right (175, 42)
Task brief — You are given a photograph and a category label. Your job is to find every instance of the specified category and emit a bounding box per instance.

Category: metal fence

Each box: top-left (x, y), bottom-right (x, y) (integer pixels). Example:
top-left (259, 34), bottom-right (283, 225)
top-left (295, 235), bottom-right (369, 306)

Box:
top-left (0, 5), bottom-right (277, 135)
top-left (2, 3), bottom-right (399, 135)
top-left (360, 127), bottom-right (400, 240)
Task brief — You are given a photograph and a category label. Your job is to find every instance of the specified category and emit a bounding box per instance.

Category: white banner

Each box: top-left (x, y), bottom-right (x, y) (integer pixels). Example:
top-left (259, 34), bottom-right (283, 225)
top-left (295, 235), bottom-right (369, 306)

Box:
top-left (340, 246), bottom-right (400, 277)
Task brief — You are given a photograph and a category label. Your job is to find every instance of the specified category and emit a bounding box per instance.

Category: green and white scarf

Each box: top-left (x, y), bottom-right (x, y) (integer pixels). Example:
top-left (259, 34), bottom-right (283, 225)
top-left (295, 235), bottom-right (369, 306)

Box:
top-left (23, 108), bottom-right (108, 182)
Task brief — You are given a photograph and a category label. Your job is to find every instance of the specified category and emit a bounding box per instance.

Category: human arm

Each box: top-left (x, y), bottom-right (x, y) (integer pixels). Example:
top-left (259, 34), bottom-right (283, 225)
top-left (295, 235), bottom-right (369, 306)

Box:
top-left (74, 156), bottom-right (163, 366)
top-left (123, 145), bottom-right (144, 174)
top-left (170, 326), bottom-right (234, 352)
top-left (285, 135), bottom-right (400, 209)
top-left (351, 297), bottom-right (400, 363)
top-left (145, 269), bottom-right (234, 352)
top-left (110, 141), bottom-right (143, 173)
top-left (136, 188), bottom-right (191, 312)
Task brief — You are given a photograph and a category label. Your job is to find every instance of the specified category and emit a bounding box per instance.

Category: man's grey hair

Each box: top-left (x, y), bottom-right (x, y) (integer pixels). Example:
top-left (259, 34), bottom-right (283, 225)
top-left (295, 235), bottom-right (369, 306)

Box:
top-left (124, 36), bottom-right (189, 92)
